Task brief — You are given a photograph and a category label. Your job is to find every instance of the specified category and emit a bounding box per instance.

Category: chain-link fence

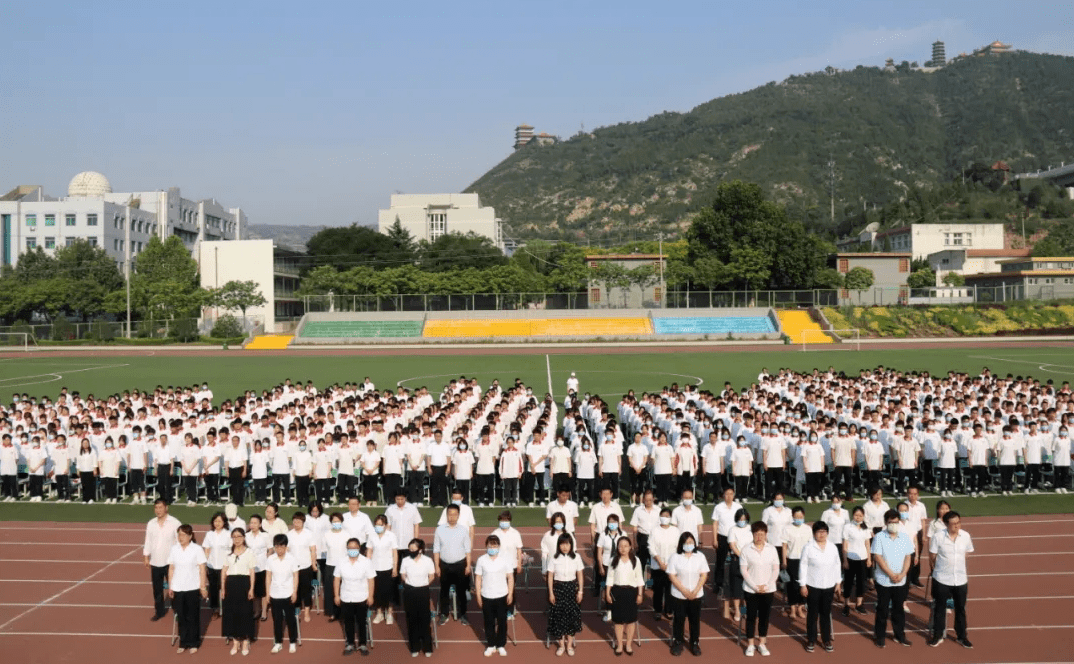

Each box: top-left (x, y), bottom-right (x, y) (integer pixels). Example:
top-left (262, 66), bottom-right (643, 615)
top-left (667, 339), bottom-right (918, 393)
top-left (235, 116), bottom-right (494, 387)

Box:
top-left (0, 314), bottom-right (265, 343)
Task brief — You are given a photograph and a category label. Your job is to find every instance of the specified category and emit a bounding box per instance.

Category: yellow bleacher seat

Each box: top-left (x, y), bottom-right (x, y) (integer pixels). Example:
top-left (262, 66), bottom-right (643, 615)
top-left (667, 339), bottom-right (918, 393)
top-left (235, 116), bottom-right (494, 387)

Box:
top-left (777, 311), bottom-right (832, 344)
top-left (422, 318), bottom-right (652, 338)
top-left (244, 335), bottom-right (293, 349)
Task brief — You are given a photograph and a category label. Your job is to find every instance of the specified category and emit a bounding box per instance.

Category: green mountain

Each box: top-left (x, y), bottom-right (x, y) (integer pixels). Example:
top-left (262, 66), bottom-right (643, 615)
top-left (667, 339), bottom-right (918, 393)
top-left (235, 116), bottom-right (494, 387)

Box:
top-left (466, 52), bottom-right (1074, 242)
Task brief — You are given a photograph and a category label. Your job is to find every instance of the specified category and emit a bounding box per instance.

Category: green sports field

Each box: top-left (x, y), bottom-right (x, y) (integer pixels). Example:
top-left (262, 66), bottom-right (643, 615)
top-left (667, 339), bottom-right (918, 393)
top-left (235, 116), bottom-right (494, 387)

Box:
top-left (2, 345), bottom-right (1073, 403)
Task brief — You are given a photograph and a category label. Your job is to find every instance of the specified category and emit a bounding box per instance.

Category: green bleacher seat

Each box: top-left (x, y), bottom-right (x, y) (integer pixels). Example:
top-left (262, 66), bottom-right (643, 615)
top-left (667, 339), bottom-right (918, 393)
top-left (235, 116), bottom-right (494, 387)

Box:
top-left (299, 320), bottom-right (423, 339)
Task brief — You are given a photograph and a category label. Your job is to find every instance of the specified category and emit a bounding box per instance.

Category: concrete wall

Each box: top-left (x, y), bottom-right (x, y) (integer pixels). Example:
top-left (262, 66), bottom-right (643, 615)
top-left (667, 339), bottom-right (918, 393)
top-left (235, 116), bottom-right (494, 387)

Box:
top-left (199, 240), bottom-right (276, 332)
top-left (377, 193), bottom-right (500, 249)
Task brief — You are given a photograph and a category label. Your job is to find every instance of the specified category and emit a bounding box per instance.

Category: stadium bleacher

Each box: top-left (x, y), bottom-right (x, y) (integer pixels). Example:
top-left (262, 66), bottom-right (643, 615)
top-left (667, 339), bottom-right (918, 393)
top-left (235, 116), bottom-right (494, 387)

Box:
top-left (299, 320), bottom-right (424, 339)
top-left (652, 316), bottom-right (776, 335)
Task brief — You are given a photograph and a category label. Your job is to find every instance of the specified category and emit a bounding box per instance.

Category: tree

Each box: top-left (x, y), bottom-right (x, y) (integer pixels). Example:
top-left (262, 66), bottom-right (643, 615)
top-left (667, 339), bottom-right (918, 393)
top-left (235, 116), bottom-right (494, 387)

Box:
top-left (843, 266), bottom-right (874, 292)
top-left (813, 267), bottom-right (844, 290)
top-left (52, 240), bottom-right (124, 321)
top-left (907, 267), bottom-right (936, 289)
top-left (208, 280), bottom-right (267, 324)
top-left (1033, 219), bottom-right (1074, 256)
top-left (942, 272), bottom-right (966, 287)
top-left (131, 236), bottom-right (205, 322)
top-left (385, 217), bottom-right (417, 258)
top-left (418, 232), bottom-right (508, 272)
top-left (306, 224), bottom-right (414, 272)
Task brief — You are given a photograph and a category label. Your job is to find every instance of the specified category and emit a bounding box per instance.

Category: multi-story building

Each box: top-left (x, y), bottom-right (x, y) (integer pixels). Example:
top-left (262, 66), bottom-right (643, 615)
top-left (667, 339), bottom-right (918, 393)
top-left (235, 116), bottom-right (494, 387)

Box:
top-left (586, 254), bottom-right (666, 309)
top-left (926, 247), bottom-right (1031, 285)
top-left (514, 124), bottom-right (535, 150)
top-left (964, 256), bottom-right (1074, 301)
top-left (931, 41), bottom-right (947, 66)
top-left (198, 239), bottom-right (304, 334)
top-left (859, 223), bottom-right (1005, 259)
top-left (0, 171), bottom-right (246, 273)
top-left (377, 193), bottom-right (503, 250)
top-left (834, 252), bottom-right (911, 304)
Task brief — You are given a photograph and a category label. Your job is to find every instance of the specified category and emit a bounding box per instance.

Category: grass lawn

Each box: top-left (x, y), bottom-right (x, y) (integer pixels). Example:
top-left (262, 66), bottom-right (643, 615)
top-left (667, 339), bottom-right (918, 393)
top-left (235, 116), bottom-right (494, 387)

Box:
top-left (1, 345), bottom-right (1073, 402)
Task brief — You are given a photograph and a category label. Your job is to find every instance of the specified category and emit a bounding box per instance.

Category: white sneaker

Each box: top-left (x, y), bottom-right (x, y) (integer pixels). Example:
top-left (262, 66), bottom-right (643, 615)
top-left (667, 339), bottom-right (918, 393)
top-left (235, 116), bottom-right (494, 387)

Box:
top-left (484, 647), bottom-right (496, 657)
top-left (497, 647), bottom-right (507, 656)
top-left (373, 611), bottom-right (384, 624)
top-left (271, 644), bottom-right (282, 654)
top-left (758, 644), bottom-right (770, 656)
top-left (745, 645), bottom-right (756, 657)
top-left (288, 644), bottom-right (296, 654)
top-left (386, 612), bottom-right (394, 625)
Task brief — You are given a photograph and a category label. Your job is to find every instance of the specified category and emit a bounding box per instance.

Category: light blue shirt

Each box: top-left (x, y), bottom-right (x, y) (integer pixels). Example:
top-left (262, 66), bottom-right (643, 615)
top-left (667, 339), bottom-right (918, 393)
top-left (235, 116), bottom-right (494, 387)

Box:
top-left (870, 530), bottom-right (913, 587)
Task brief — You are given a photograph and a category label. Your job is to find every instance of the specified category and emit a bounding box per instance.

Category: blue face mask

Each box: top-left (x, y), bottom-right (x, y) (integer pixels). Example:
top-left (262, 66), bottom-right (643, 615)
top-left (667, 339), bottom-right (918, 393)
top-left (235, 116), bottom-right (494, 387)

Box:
top-left (499, 521), bottom-right (511, 530)
top-left (553, 522), bottom-right (564, 531)
top-left (487, 547), bottom-right (499, 556)
top-left (793, 518), bottom-right (804, 526)
top-left (682, 499), bottom-right (693, 507)
top-left (608, 522), bottom-right (618, 532)
top-left (331, 523), bottom-right (343, 531)
top-left (683, 543), bottom-right (695, 553)
top-left (899, 512), bottom-right (909, 521)
top-left (374, 525), bottom-right (385, 534)
top-left (452, 499), bottom-right (462, 506)
top-left (773, 500), bottom-right (784, 508)
top-left (737, 520), bottom-right (748, 528)
top-left (347, 549), bottom-right (360, 558)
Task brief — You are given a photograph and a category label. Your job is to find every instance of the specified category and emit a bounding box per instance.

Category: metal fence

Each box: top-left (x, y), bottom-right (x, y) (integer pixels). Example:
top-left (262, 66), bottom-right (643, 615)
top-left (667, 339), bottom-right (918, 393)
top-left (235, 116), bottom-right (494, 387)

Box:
top-left (0, 315), bottom-right (265, 342)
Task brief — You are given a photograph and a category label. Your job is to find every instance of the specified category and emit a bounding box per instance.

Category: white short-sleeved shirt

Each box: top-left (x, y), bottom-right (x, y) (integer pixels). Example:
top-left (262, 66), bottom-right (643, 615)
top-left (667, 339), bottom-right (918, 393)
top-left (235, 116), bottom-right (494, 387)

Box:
top-left (144, 515), bottom-right (182, 567)
top-left (245, 530), bottom-right (272, 571)
top-left (671, 505), bottom-right (704, 543)
top-left (334, 555), bottom-right (376, 603)
top-left (201, 529), bottom-right (231, 569)
top-left (843, 522), bottom-right (873, 561)
top-left (667, 552), bottom-right (707, 600)
top-left (400, 554), bottom-right (436, 587)
top-left (167, 542), bottom-right (207, 593)
top-left (548, 552), bottom-right (585, 582)
top-left (266, 552), bottom-right (300, 599)
top-left (761, 505), bottom-right (793, 547)
top-left (930, 529), bottom-right (974, 586)
top-left (386, 502), bottom-right (423, 549)
top-left (286, 528), bottom-right (315, 569)
top-left (711, 501), bottom-right (742, 538)
top-left (367, 531), bottom-right (399, 571)
top-left (863, 500), bottom-right (890, 531)
top-left (630, 505), bottom-right (661, 536)
top-left (546, 500), bottom-right (579, 532)
top-left (474, 553), bottom-right (512, 599)
top-left (588, 501), bottom-right (625, 534)
top-left (820, 507), bottom-right (848, 544)
top-left (491, 526), bottom-right (524, 568)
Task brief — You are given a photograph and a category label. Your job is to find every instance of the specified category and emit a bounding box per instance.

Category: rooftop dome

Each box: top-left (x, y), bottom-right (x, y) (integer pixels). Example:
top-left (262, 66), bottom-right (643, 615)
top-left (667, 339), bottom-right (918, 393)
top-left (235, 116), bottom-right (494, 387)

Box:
top-left (67, 171), bottom-right (112, 197)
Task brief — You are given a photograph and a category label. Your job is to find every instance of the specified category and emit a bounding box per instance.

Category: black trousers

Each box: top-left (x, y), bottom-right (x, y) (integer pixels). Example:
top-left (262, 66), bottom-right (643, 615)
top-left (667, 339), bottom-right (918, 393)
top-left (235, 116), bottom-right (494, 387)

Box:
top-left (744, 592), bottom-right (774, 639)
top-left (0, 474), bottom-right (17, 499)
top-left (701, 471), bottom-right (723, 502)
top-left (864, 470), bottom-right (882, 492)
top-left (805, 585), bottom-right (835, 644)
top-left (806, 472), bottom-right (823, 499)
top-left (128, 468), bottom-right (145, 496)
top-left (295, 476), bottom-right (311, 507)
top-left (253, 478), bottom-right (268, 503)
top-left (229, 468), bottom-right (245, 505)
top-left (874, 583), bottom-right (908, 641)
top-left (734, 475), bottom-right (749, 499)
top-left (896, 468), bottom-right (916, 493)
top-left (931, 581), bottom-right (969, 641)
top-left (473, 474), bottom-right (494, 504)
top-left (29, 475), bottom-right (44, 498)
top-left (968, 466), bottom-right (989, 493)
top-left (384, 474), bottom-right (403, 502)
top-left (404, 584), bottom-right (433, 653)
top-left (502, 477), bottom-right (519, 504)
top-left (577, 478), bottom-right (596, 503)
top-left (54, 474), bottom-right (70, 500)
top-left (636, 533), bottom-right (651, 572)
top-left (652, 474), bottom-right (671, 503)
top-left (173, 589), bottom-right (202, 649)
top-left (270, 597), bottom-right (298, 644)
top-left (341, 600), bottom-right (369, 646)
top-left (714, 534), bottom-right (729, 591)
top-left (184, 476), bottom-right (198, 503)
top-left (1025, 463), bottom-right (1041, 489)
top-left (832, 466), bottom-right (854, 498)
top-left (629, 468), bottom-right (646, 499)
top-left (672, 596), bottom-right (701, 646)
top-left (765, 468), bottom-right (784, 500)
top-left (150, 564), bottom-right (169, 617)
top-left (522, 472), bottom-right (545, 503)
top-left (80, 471), bottom-right (96, 502)
top-left (429, 466), bottom-right (448, 507)
top-left (1000, 465), bottom-right (1015, 492)
top-left (205, 473), bottom-right (220, 503)
top-left (408, 470), bottom-right (427, 504)
top-left (481, 595), bottom-right (508, 648)
top-left (920, 460), bottom-right (935, 488)
top-left (315, 477), bottom-right (333, 504)
top-left (101, 477), bottom-right (117, 500)
top-left (454, 479), bottom-right (471, 503)
top-left (297, 567), bottom-right (314, 608)
top-left (676, 472), bottom-right (694, 498)
top-left (206, 567), bottom-right (222, 611)
top-left (785, 559), bottom-right (803, 606)
top-left (438, 560), bottom-right (468, 619)
top-left (551, 473), bottom-right (571, 498)
top-left (336, 473), bottom-right (355, 502)
top-left (651, 568), bottom-right (671, 615)
top-left (156, 464), bottom-right (173, 503)
top-left (1055, 466), bottom-right (1070, 491)
top-left (362, 475), bottom-right (380, 502)
top-left (937, 467), bottom-right (957, 492)
top-left (272, 473), bottom-right (291, 504)
top-left (601, 471), bottom-right (620, 499)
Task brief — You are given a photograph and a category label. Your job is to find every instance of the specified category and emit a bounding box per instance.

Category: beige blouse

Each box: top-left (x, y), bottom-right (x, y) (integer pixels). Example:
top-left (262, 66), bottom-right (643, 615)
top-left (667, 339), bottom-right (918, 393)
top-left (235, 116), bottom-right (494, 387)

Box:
top-left (224, 548), bottom-right (257, 576)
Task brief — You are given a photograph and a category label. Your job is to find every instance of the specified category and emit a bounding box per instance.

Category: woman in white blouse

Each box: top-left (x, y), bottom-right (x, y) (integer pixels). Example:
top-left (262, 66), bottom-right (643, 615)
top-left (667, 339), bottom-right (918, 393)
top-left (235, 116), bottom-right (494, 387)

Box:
top-left (167, 524), bottom-right (208, 654)
top-left (936, 431), bottom-right (959, 497)
top-left (760, 492), bottom-right (793, 571)
top-left (322, 512), bottom-right (350, 622)
top-left (781, 506), bottom-right (812, 621)
top-left (245, 514), bottom-right (272, 621)
top-left (221, 527), bottom-right (257, 655)
top-left (541, 512), bottom-right (577, 572)
top-left (367, 514), bottom-right (399, 625)
top-left (605, 537), bottom-right (644, 655)
top-left (740, 522), bottom-right (779, 657)
top-left (76, 438), bottom-right (98, 504)
top-left (725, 508), bottom-right (753, 622)
top-left (841, 505), bottom-right (872, 616)
top-left (287, 512), bottom-right (318, 623)
top-left (863, 485), bottom-right (890, 533)
top-left (265, 533), bottom-right (300, 654)
top-left (799, 521), bottom-right (841, 653)
top-left (547, 533), bottom-right (584, 656)
top-left (98, 437), bottom-right (121, 503)
top-left (667, 531), bottom-right (707, 656)
top-left (401, 537), bottom-right (437, 656)
top-left (202, 511), bottom-right (231, 618)
top-left (926, 500), bottom-right (951, 541)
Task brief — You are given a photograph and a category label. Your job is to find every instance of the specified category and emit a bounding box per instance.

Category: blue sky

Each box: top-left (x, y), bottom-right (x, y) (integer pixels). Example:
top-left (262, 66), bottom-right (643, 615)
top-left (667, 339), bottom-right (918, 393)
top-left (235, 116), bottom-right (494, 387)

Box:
top-left (1, 1), bottom-right (1071, 229)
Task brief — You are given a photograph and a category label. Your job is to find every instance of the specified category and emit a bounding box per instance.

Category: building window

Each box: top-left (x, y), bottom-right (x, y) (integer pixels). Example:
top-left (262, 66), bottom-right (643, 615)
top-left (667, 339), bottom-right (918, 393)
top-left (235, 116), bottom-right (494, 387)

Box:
top-left (45, 214), bottom-right (55, 227)
top-left (590, 288), bottom-right (601, 304)
top-left (898, 258), bottom-right (909, 273)
top-left (1028, 278), bottom-right (1038, 284)
top-left (114, 239), bottom-right (119, 251)
top-left (65, 214), bottom-right (76, 226)
top-left (44, 237), bottom-right (55, 249)
top-left (26, 238), bottom-right (36, 249)
top-left (87, 237), bottom-right (97, 247)
top-left (26, 214), bottom-right (36, 227)
top-left (837, 258), bottom-right (849, 273)
top-left (654, 286), bottom-right (662, 302)
top-left (941, 258), bottom-right (949, 265)
top-left (66, 238), bottom-right (77, 247)
top-left (87, 213), bottom-right (98, 226)
top-left (427, 212), bottom-right (447, 241)
top-left (589, 261), bottom-right (599, 269)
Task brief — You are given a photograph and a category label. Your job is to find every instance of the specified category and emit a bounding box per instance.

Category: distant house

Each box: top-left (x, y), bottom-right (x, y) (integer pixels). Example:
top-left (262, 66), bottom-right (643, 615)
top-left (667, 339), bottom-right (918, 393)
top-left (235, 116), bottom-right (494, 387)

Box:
top-left (927, 247), bottom-right (1031, 285)
top-left (964, 256), bottom-right (1074, 301)
top-left (834, 252), bottom-right (911, 305)
top-left (586, 254), bottom-right (666, 309)
top-left (862, 223), bottom-right (1005, 259)
top-left (991, 160), bottom-right (1012, 184)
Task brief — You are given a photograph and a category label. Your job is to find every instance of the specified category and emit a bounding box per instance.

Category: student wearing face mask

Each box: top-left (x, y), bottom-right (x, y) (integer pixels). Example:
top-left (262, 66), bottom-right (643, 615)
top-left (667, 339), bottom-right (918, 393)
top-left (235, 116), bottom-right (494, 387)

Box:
top-left (1052, 426), bottom-right (1071, 493)
top-left (725, 508), bottom-right (753, 622)
top-left (799, 520), bottom-right (841, 653)
top-left (76, 438), bottom-right (99, 503)
top-left (667, 532), bottom-right (707, 656)
top-left (548, 438), bottom-right (574, 500)
top-left (596, 514), bottom-right (623, 620)
top-left (48, 437), bottom-right (72, 502)
top-left (830, 426), bottom-right (856, 499)
top-left (701, 431), bottom-right (731, 504)
top-left (99, 437), bottom-right (121, 503)
top-left (0, 434), bottom-right (20, 502)
top-left (401, 538), bottom-right (437, 656)
top-left (474, 534), bottom-right (514, 657)
top-left (648, 507), bottom-right (680, 621)
top-left (936, 431), bottom-right (959, 497)
top-left (25, 437), bottom-right (47, 502)
top-left (575, 437), bottom-right (598, 506)
top-left (782, 506), bottom-right (812, 621)
top-left (862, 431), bottom-right (885, 491)
top-left (650, 432), bottom-right (674, 505)
top-left (994, 427), bottom-right (1021, 495)
top-left (125, 429), bottom-right (149, 504)
top-left (334, 537), bottom-right (376, 655)
top-left (322, 512), bottom-right (349, 621)
top-left (730, 436), bottom-right (754, 504)
top-left (292, 440), bottom-right (314, 508)
top-left (842, 505), bottom-right (872, 616)
top-left (451, 439), bottom-right (475, 504)
top-left (492, 511), bottom-right (524, 617)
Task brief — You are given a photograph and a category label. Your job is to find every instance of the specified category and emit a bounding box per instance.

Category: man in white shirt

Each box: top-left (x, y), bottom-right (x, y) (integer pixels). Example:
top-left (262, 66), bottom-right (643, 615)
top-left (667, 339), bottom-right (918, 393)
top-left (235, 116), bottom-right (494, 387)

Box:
top-left (143, 499), bottom-right (182, 621)
top-left (928, 510), bottom-right (974, 649)
top-left (671, 488), bottom-right (705, 543)
top-left (545, 485), bottom-right (579, 533)
top-left (342, 497), bottom-right (375, 544)
top-left (386, 489), bottom-right (422, 574)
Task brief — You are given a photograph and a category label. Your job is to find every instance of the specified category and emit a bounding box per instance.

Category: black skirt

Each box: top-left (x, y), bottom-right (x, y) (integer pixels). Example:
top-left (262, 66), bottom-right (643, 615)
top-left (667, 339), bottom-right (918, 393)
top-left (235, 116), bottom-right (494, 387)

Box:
top-left (222, 575), bottom-right (255, 640)
top-left (253, 570), bottom-right (266, 598)
top-left (610, 585), bottom-right (639, 625)
top-left (548, 580), bottom-right (582, 638)
top-left (727, 554), bottom-right (745, 600)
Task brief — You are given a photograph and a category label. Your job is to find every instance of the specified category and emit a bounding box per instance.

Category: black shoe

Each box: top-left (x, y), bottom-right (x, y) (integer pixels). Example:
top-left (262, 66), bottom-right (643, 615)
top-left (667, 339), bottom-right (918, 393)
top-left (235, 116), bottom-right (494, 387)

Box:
top-left (895, 637), bottom-right (912, 647)
top-left (670, 643), bottom-right (683, 657)
top-left (438, 615), bottom-right (449, 626)
top-left (460, 617), bottom-right (470, 627)
top-left (841, 605), bottom-right (850, 617)
top-left (822, 642), bottom-right (834, 652)
top-left (689, 644), bottom-right (702, 657)
top-left (653, 612), bottom-right (663, 621)
top-left (875, 639), bottom-right (885, 649)
top-left (150, 613), bottom-right (164, 622)
top-left (856, 605), bottom-right (868, 615)
top-left (804, 643), bottom-right (815, 653)
top-left (956, 638), bottom-right (973, 649)
top-left (359, 645), bottom-right (369, 656)
top-left (927, 637), bottom-right (944, 648)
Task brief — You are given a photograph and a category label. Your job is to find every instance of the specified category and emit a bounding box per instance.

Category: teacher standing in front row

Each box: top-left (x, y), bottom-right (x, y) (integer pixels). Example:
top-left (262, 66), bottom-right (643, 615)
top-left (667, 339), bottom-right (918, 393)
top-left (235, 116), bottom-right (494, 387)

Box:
top-left (167, 524), bottom-right (208, 654)
top-left (928, 510), bottom-right (974, 649)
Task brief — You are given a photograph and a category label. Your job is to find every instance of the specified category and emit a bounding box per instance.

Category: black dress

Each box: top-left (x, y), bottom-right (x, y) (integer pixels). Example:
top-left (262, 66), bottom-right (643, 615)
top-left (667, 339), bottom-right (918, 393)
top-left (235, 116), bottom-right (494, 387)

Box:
top-left (222, 553), bottom-right (256, 641)
top-left (548, 580), bottom-right (582, 638)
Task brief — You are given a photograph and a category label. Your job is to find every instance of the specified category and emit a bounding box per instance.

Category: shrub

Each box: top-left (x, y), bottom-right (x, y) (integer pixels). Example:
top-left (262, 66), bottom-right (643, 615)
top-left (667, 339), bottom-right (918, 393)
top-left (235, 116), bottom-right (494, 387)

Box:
top-left (51, 318), bottom-right (75, 341)
top-left (167, 318), bottom-right (199, 343)
top-left (210, 315), bottom-right (245, 339)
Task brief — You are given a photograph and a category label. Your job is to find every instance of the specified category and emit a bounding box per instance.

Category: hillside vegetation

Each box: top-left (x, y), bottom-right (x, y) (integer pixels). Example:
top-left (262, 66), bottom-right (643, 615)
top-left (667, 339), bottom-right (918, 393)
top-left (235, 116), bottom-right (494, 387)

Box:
top-left (467, 52), bottom-right (1074, 241)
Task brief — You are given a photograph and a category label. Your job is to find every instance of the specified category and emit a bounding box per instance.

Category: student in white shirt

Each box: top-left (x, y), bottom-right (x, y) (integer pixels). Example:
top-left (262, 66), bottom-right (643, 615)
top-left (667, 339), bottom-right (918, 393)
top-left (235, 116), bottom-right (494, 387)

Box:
top-left (24, 438), bottom-right (47, 502)
top-left (367, 514), bottom-right (399, 625)
top-left (546, 532), bottom-right (584, 656)
top-left (781, 506), bottom-right (812, 620)
top-left (841, 505), bottom-right (873, 616)
top-left (606, 536), bottom-right (645, 655)
top-left (647, 506), bottom-right (679, 620)
top-left (202, 511), bottom-right (231, 617)
top-left (451, 439), bottom-right (476, 503)
top-left (400, 537), bottom-right (437, 656)
top-left (144, 499), bottom-right (182, 621)
top-left (334, 537), bottom-right (376, 655)
top-left (167, 524), bottom-right (208, 654)
top-left (474, 534), bottom-right (515, 656)
top-left (359, 440), bottom-right (382, 507)
top-left (1052, 425), bottom-right (1071, 493)
top-left (667, 531), bottom-right (708, 656)
top-left (48, 438), bottom-right (73, 502)
top-left (626, 433), bottom-right (649, 507)
top-left (220, 527), bottom-right (257, 655)
top-left (928, 510), bottom-right (974, 649)
top-left (265, 533), bottom-right (300, 653)
top-left (287, 512), bottom-right (318, 623)
top-left (245, 514), bottom-right (273, 620)
top-left (799, 521), bottom-right (842, 652)
top-left (250, 441), bottom-right (270, 505)
top-left (545, 486), bottom-right (579, 533)
top-left (76, 438), bottom-right (99, 504)
top-left (740, 521), bottom-right (779, 657)
top-left (629, 489), bottom-right (660, 576)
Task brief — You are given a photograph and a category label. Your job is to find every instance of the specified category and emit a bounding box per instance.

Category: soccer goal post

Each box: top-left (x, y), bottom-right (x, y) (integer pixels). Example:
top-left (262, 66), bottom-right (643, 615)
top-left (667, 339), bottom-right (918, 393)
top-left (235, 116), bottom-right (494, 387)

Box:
top-left (801, 328), bottom-right (860, 351)
top-left (0, 332), bottom-right (37, 352)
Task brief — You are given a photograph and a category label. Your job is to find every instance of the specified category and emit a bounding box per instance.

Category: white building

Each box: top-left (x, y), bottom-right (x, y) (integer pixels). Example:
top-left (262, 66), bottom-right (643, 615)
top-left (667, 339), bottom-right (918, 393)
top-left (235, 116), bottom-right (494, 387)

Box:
top-left (198, 239), bottom-right (303, 334)
top-left (926, 247), bottom-right (1032, 285)
top-left (863, 223), bottom-right (1006, 259)
top-left (377, 193), bottom-right (503, 250)
top-left (0, 171), bottom-right (247, 273)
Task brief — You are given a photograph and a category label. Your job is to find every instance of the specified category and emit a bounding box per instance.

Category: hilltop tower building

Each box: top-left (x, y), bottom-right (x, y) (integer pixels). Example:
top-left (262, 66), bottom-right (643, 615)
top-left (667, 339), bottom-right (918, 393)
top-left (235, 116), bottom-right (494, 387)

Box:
top-left (932, 41), bottom-right (946, 66)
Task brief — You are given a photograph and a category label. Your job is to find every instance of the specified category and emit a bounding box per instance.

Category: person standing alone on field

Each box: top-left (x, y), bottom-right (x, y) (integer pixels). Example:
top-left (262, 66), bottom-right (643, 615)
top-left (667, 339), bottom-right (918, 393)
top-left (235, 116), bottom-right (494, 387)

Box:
top-left (144, 499), bottom-right (182, 621)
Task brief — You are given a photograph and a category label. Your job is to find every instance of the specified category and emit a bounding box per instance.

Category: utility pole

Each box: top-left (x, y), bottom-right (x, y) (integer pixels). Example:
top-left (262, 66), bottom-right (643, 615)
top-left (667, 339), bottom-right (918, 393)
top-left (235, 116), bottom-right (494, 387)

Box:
top-left (658, 232), bottom-right (665, 309)
top-left (125, 205), bottom-right (132, 338)
top-left (828, 153), bottom-right (836, 225)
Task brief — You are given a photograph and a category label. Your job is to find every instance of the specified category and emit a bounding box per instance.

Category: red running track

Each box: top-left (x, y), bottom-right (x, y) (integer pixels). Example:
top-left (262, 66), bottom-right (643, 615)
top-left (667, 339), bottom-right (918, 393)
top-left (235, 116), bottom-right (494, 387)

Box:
top-left (0, 515), bottom-right (1072, 664)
